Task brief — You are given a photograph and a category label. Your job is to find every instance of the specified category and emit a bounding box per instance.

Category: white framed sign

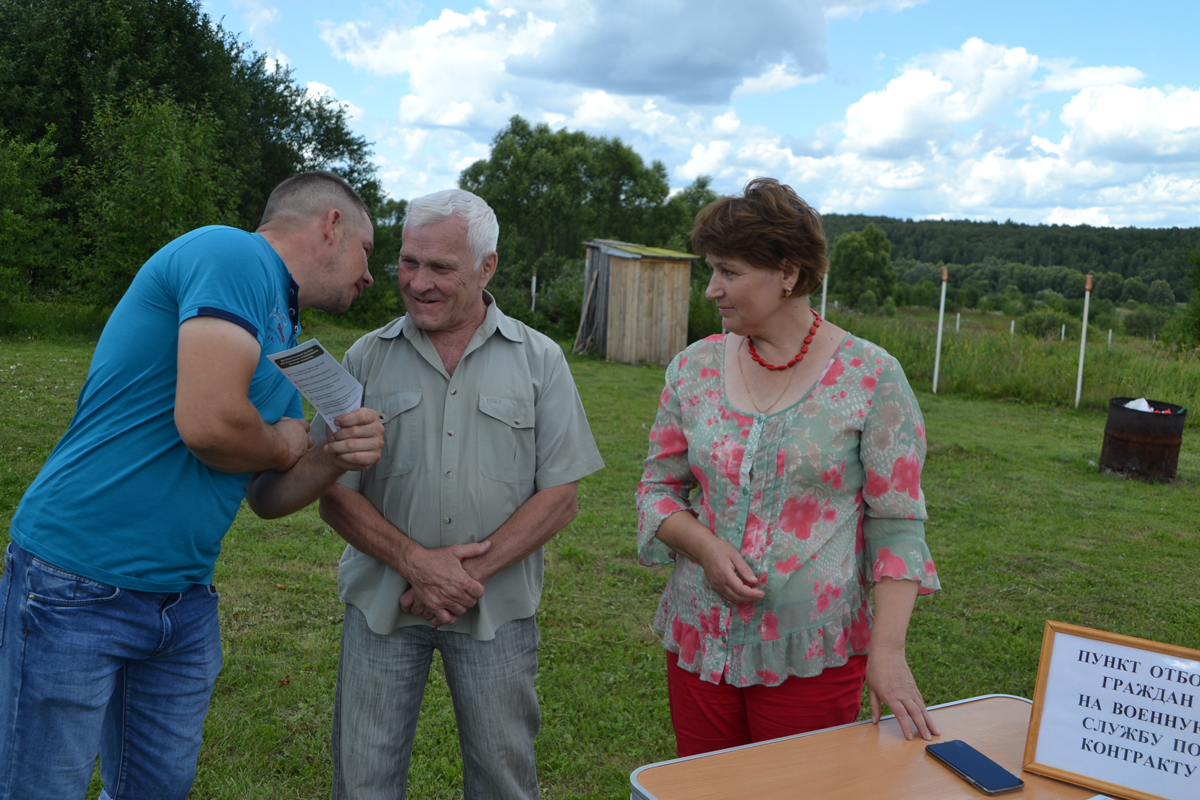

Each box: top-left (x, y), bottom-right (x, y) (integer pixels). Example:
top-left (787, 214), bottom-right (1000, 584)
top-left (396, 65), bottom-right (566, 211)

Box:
top-left (1024, 621), bottom-right (1200, 800)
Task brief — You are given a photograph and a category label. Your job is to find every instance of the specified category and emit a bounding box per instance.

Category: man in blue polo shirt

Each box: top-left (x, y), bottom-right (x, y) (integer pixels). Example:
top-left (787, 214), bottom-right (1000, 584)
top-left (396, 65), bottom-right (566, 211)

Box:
top-left (0, 171), bottom-right (385, 800)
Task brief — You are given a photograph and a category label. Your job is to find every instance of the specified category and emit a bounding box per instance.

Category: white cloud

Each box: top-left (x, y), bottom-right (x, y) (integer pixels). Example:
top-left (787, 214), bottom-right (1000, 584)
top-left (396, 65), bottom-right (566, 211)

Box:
top-left (1045, 207), bottom-right (1113, 226)
top-left (321, 9), bottom-right (556, 130)
top-left (306, 81), bottom-right (365, 123)
top-left (677, 142), bottom-right (733, 182)
top-left (840, 38), bottom-right (1038, 158)
top-left (376, 127), bottom-right (491, 197)
top-left (732, 62), bottom-right (820, 99)
top-left (307, 0), bottom-right (1200, 228)
top-left (1040, 61), bottom-right (1144, 92)
top-left (233, 0), bottom-right (280, 41)
top-left (711, 110), bottom-right (741, 137)
top-left (503, 0), bottom-right (829, 103)
top-left (263, 51), bottom-right (290, 73)
top-left (1059, 85), bottom-right (1200, 163)
top-left (824, 0), bottom-right (926, 21)
top-left (566, 92), bottom-right (679, 138)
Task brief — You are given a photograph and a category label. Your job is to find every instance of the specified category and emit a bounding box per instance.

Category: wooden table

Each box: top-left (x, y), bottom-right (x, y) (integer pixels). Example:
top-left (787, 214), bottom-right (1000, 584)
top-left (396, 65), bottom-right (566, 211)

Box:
top-left (631, 695), bottom-right (1099, 800)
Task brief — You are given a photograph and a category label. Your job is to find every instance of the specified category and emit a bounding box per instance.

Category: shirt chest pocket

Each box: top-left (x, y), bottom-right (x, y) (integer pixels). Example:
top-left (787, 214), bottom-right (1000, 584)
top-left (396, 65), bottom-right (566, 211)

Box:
top-left (477, 395), bottom-right (535, 484)
top-left (374, 391), bottom-right (422, 478)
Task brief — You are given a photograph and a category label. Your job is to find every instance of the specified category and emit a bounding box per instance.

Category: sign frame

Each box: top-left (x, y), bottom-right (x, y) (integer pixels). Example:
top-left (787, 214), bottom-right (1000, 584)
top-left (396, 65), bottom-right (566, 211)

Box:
top-left (1024, 621), bottom-right (1200, 800)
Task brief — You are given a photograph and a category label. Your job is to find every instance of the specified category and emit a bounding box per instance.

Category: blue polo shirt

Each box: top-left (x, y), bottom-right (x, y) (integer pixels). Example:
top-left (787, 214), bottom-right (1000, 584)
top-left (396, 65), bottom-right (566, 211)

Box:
top-left (10, 226), bottom-right (302, 592)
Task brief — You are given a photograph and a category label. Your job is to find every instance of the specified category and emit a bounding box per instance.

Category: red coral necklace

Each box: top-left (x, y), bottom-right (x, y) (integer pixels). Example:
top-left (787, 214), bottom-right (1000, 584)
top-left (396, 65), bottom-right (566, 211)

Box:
top-left (746, 309), bottom-right (822, 370)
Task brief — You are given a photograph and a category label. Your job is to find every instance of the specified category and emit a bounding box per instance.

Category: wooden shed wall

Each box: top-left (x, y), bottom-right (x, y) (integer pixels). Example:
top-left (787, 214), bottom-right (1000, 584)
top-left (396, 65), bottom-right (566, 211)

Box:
top-left (605, 257), bottom-right (689, 365)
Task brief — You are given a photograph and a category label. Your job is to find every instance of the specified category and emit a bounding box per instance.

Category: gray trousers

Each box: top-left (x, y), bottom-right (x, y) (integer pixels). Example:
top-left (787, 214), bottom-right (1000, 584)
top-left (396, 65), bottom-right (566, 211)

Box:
top-left (331, 605), bottom-right (540, 800)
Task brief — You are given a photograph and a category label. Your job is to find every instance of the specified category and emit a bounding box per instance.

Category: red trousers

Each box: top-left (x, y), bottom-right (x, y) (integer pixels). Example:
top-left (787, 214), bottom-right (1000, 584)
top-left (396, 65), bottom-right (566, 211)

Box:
top-left (666, 655), bottom-right (868, 757)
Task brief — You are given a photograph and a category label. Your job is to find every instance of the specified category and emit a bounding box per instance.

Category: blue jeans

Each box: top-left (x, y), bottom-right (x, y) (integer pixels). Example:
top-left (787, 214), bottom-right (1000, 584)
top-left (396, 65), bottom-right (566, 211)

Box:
top-left (331, 606), bottom-right (540, 800)
top-left (0, 541), bottom-right (223, 800)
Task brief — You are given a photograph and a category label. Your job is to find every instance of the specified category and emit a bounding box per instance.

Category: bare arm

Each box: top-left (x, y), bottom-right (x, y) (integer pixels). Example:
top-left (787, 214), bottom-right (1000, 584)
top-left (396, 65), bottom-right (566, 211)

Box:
top-left (865, 576), bottom-right (941, 741)
top-left (319, 483), bottom-right (490, 625)
top-left (175, 316), bottom-right (310, 473)
top-left (403, 481), bottom-right (582, 623)
top-left (652, 509), bottom-right (765, 604)
top-left (245, 408), bottom-right (385, 519)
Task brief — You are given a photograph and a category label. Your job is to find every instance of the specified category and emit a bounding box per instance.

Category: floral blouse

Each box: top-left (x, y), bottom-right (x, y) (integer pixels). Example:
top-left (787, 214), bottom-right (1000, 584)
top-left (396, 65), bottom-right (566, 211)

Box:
top-left (636, 333), bottom-right (940, 687)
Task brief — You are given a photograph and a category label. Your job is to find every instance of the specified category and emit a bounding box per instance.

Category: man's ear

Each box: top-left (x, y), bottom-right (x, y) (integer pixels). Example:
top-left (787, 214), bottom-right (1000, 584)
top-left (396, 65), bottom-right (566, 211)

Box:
top-left (322, 208), bottom-right (344, 247)
top-left (477, 252), bottom-right (498, 289)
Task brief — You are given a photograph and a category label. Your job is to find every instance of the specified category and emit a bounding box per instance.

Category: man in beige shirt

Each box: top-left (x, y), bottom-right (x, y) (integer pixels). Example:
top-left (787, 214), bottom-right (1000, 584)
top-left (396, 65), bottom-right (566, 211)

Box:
top-left (316, 189), bottom-right (604, 800)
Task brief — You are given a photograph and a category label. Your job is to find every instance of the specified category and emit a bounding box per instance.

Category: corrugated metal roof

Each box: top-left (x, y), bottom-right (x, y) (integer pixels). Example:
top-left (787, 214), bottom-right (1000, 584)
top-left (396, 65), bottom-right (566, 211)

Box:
top-left (585, 239), bottom-right (696, 260)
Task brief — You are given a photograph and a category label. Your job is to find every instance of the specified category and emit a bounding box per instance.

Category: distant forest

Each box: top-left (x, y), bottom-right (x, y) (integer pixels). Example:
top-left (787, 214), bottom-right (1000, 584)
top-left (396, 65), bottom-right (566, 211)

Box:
top-left (823, 214), bottom-right (1200, 301)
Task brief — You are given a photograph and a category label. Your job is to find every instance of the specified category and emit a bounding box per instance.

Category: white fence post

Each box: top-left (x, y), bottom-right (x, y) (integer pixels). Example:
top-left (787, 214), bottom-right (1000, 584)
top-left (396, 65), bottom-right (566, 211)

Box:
top-left (932, 267), bottom-right (948, 394)
top-left (956, 312), bottom-right (960, 333)
top-left (1010, 320), bottom-right (1015, 335)
top-left (1061, 324), bottom-right (1066, 341)
top-left (820, 273), bottom-right (828, 319)
top-left (530, 269), bottom-right (538, 312)
top-left (1075, 275), bottom-right (1092, 409)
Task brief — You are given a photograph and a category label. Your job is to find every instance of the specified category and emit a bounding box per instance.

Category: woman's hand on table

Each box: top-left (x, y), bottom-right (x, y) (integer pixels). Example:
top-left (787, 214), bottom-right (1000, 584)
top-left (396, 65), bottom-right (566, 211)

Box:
top-left (865, 644), bottom-right (940, 741)
top-left (696, 537), bottom-right (766, 604)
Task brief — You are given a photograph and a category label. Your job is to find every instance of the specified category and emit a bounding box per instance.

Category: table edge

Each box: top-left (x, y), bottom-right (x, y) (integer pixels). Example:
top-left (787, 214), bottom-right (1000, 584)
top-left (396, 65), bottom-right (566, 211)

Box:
top-left (628, 694), bottom-right (1033, 800)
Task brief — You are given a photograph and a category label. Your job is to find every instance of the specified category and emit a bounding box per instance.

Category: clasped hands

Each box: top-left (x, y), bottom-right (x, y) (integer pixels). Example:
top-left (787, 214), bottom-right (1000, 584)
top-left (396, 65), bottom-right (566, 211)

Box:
top-left (399, 540), bottom-right (492, 627)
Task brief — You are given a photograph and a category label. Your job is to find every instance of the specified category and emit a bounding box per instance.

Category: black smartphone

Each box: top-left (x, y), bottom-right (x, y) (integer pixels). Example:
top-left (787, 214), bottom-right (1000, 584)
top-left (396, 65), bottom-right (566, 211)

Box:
top-left (925, 740), bottom-right (1025, 795)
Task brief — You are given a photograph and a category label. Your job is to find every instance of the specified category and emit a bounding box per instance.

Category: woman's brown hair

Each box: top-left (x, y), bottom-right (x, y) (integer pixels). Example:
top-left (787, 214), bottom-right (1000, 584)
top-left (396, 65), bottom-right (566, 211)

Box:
top-left (691, 177), bottom-right (828, 298)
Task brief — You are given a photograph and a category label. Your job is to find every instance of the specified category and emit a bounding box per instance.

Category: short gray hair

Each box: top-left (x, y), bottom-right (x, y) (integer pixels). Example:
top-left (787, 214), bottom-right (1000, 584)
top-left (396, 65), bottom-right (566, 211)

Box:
top-left (403, 189), bottom-right (499, 270)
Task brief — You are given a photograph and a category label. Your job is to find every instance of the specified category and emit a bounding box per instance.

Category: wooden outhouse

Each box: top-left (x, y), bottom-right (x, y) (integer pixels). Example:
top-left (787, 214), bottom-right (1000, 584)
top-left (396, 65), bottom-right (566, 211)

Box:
top-left (572, 239), bottom-right (695, 366)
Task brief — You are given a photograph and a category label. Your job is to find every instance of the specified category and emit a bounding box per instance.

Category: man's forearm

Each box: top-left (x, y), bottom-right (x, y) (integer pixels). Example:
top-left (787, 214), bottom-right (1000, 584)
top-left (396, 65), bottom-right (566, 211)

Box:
top-left (182, 411), bottom-right (302, 474)
top-left (462, 482), bottom-right (579, 584)
top-left (247, 409), bottom-right (384, 519)
top-left (247, 446), bottom-right (344, 519)
top-left (319, 483), bottom-right (417, 573)
top-left (323, 483), bottom-right (490, 625)
top-left (175, 315), bottom-right (308, 474)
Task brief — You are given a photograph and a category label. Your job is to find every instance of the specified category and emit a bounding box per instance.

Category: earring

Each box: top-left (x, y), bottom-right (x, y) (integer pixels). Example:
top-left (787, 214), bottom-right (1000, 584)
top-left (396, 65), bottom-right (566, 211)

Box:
top-left (784, 285), bottom-right (793, 298)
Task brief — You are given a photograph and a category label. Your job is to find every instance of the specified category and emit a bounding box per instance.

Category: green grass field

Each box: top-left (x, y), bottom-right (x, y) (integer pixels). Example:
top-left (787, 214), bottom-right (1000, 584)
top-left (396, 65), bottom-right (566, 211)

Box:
top-left (1, 319), bottom-right (1198, 799)
top-left (829, 309), bottom-right (1200, 425)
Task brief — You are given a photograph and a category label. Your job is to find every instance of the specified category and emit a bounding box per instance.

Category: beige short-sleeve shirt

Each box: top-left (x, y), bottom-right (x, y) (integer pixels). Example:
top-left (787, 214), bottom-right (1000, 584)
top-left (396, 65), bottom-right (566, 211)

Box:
top-left (315, 295), bottom-right (605, 639)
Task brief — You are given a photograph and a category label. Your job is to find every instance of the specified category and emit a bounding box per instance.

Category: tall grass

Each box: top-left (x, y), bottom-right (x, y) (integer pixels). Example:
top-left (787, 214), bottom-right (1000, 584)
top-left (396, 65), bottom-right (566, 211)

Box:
top-left (0, 302), bottom-right (111, 339)
top-left (833, 310), bottom-right (1200, 425)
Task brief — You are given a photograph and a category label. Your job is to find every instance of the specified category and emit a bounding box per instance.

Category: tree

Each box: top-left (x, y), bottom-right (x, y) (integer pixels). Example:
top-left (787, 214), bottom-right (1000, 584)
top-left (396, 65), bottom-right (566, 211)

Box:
top-left (0, 128), bottom-right (75, 302)
top-left (1018, 310), bottom-right (1078, 339)
top-left (828, 223), bottom-right (895, 307)
top-left (1121, 276), bottom-right (1149, 304)
top-left (1172, 246), bottom-right (1200, 348)
top-left (665, 174), bottom-right (719, 254)
top-left (1094, 271), bottom-right (1125, 302)
top-left (1124, 307), bottom-right (1170, 339)
top-left (0, 0), bottom-right (380, 299)
top-left (458, 116), bottom-right (675, 292)
top-left (856, 290), bottom-right (879, 314)
top-left (821, 213), bottom-right (1197, 299)
top-left (76, 94), bottom-right (238, 302)
top-left (1147, 279), bottom-right (1176, 307)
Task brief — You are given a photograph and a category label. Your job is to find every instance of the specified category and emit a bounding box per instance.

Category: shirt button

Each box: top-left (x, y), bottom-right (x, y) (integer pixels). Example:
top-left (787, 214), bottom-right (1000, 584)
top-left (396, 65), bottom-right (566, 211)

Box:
top-left (450, 388), bottom-right (457, 395)
top-left (447, 429), bottom-right (454, 437)
top-left (445, 471), bottom-right (453, 478)
top-left (513, 418), bottom-right (521, 425)
top-left (445, 517), bottom-right (451, 524)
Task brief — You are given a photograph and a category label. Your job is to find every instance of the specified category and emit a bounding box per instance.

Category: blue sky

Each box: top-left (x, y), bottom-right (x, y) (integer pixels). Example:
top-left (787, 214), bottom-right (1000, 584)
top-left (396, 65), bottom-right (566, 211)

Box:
top-left (201, 0), bottom-right (1200, 228)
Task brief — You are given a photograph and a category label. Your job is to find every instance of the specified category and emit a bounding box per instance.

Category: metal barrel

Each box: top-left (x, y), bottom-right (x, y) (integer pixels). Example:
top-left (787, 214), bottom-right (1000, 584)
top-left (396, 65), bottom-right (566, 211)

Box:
top-left (1099, 397), bottom-right (1187, 479)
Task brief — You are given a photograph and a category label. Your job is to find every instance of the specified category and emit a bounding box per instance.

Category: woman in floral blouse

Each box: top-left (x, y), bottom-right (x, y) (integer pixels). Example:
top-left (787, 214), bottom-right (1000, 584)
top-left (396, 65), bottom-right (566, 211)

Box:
top-left (636, 178), bottom-right (941, 757)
